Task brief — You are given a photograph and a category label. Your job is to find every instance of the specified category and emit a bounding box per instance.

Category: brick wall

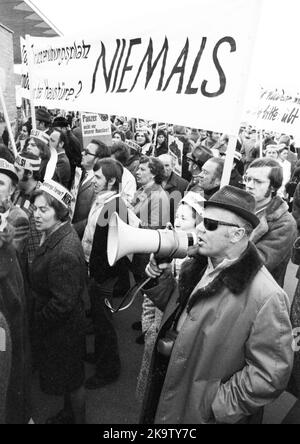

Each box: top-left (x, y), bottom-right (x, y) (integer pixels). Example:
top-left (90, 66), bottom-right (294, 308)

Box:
top-left (0, 23), bottom-right (16, 136)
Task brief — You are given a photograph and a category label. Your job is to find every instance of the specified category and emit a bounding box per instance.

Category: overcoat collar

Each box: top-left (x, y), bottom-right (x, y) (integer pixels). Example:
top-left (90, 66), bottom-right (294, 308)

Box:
top-left (34, 222), bottom-right (72, 256)
top-left (178, 242), bottom-right (263, 313)
top-left (251, 196), bottom-right (288, 244)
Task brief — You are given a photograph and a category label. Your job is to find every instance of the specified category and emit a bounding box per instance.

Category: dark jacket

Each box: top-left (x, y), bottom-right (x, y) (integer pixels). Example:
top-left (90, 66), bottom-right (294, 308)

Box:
top-left (89, 195), bottom-right (130, 285)
top-left (30, 223), bottom-right (87, 394)
top-left (163, 172), bottom-right (188, 225)
top-left (251, 196), bottom-right (297, 287)
top-left (72, 175), bottom-right (96, 239)
top-left (0, 243), bottom-right (28, 424)
top-left (0, 311), bottom-right (11, 424)
top-left (141, 243), bottom-right (293, 424)
top-left (56, 152), bottom-right (71, 189)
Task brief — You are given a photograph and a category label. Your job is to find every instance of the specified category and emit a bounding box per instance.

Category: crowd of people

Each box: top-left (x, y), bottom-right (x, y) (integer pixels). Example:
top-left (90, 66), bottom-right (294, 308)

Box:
top-left (0, 108), bottom-right (300, 424)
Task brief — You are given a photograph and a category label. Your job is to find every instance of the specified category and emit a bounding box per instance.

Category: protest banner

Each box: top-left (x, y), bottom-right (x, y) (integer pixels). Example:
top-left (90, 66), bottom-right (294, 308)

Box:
top-left (22, 0), bottom-right (261, 137)
top-left (244, 87), bottom-right (300, 138)
top-left (0, 70), bottom-right (18, 157)
top-left (168, 135), bottom-right (183, 176)
top-left (80, 112), bottom-right (112, 149)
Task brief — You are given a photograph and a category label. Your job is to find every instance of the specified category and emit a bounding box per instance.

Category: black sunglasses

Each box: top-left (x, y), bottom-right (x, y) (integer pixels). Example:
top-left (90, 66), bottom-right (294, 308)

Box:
top-left (203, 217), bottom-right (240, 231)
top-left (82, 149), bottom-right (97, 157)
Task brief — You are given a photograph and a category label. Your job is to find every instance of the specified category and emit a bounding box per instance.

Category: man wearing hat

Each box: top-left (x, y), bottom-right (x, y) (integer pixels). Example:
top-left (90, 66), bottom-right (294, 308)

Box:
top-left (186, 145), bottom-right (213, 194)
top-left (35, 108), bottom-right (52, 134)
top-left (0, 158), bottom-right (29, 253)
top-left (141, 185), bottom-right (293, 424)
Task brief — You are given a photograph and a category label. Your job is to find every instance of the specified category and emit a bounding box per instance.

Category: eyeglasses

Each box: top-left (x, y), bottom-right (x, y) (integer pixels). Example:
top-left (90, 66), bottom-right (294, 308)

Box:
top-left (243, 175), bottom-right (269, 186)
top-left (82, 149), bottom-right (97, 157)
top-left (203, 217), bottom-right (240, 231)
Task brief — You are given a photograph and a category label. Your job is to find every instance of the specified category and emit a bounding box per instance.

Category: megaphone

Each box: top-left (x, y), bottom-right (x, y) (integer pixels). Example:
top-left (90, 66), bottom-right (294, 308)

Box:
top-left (107, 212), bottom-right (198, 266)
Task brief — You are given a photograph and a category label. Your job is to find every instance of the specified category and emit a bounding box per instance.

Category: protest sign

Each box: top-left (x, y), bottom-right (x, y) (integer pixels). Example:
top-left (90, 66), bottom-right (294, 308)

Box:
top-left (80, 112), bottom-right (112, 149)
top-left (244, 87), bottom-right (300, 138)
top-left (20, 37), bottom-right (30, 100)
top-left (22, 0), bottom-right (261, 135)
top-left (168, 135), bottom-right (183, 176)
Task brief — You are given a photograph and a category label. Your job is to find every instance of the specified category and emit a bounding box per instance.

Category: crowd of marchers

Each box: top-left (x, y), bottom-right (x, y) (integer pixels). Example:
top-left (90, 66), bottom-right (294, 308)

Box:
top-left (1, 111), bottom-right (300, 424)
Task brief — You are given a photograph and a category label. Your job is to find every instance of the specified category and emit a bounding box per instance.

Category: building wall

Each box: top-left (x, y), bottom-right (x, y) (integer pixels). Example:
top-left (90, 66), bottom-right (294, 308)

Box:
top-left (0, 23), bottom-right (16, 137)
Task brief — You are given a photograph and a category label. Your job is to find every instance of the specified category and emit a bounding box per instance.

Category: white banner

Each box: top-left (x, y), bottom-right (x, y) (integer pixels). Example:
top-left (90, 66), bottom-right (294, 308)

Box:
top-left (22, 0), bottom-right (261, 135)
top-left (244, 87), bottom-right (300, 138)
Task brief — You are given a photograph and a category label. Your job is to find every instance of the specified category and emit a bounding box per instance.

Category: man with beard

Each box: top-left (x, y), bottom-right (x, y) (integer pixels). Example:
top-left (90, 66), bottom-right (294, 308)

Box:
top-left (244, 158), bottom-right (297, 286)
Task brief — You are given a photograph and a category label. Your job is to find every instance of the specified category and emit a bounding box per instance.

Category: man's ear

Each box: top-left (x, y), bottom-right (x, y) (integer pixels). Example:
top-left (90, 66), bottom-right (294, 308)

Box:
top-left (108, 177), bottom-right (116, 188)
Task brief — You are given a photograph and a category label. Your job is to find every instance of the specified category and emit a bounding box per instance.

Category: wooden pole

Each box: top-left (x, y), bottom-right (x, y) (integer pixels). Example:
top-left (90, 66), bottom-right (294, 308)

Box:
top-left (0, 83), bottom-right (18, 158)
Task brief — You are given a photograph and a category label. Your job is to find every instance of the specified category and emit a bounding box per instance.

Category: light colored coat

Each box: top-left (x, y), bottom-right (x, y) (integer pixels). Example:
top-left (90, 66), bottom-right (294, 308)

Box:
top-left (141, 243), bottom-right (293, 424)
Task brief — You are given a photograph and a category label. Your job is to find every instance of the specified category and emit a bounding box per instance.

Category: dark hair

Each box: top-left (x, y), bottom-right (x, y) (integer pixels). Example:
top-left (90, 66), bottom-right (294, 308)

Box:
top-left (111, 142), bottom-right (130, 166)
top-left (51, 127), bottom-right (68, 148)
top-left (0, 144), bottom-right (15, 163)
top-left (21, 121), bottom-right (32, 136)
top-left (93, 158), bottom-right (123, 192)
top-left (140, 156), bottom-right (165, 185)
top-left (18, 151), bottom-right (41, 182)
top-left (135, 131), bottom-right (150, 145)
top-left (113, 130), bottom-right (126, 142)
top-left (90, 139), bottom-right (111, 159)
top-left (248, 158), bottom-right (283, 192)
top-left (31, 190), bottom-right (70, 222)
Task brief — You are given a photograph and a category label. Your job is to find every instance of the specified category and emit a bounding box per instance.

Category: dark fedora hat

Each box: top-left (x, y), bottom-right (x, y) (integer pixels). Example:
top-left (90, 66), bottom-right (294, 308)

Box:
top-left (204, 185), bottom-right (260, 228)
top-left (187, 145), bottom-right (213, 167)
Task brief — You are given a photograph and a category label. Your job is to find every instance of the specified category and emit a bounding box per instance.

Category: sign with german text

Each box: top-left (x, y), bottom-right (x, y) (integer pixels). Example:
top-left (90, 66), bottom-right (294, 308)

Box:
top-left (244, 87), bottom-right (300, 137)
top-left (22, 0), bottom-right (261, 135)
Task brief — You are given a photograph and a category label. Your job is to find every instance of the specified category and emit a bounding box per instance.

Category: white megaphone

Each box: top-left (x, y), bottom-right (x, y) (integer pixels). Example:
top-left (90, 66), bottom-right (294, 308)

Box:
top-left (107, 212), bottom-right (198, 267)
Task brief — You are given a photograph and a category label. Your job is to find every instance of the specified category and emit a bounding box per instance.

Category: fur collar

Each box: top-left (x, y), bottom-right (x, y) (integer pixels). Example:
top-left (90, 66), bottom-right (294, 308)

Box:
top-left (178, 242), bottom-right (263, 313)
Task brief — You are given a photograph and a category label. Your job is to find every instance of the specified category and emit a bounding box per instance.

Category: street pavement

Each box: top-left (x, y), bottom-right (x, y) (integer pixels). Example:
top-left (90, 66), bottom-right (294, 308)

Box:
top-left (31, 262), bottom-right (299, 424)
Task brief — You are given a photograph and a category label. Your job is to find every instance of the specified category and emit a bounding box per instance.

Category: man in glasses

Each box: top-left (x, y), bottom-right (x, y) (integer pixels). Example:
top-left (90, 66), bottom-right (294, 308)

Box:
top-left (141, 185), bottom-right (293, 425)
top-left (244, 157), bottom-right (297, 287)
top-left (72, 140), bottom-right (110, 239)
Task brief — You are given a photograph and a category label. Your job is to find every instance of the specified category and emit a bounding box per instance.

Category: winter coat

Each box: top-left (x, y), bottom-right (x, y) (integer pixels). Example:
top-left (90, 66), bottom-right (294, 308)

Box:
top-left (0, 243), bottom-right (29, 424)
top-left (140, 243), bottom-right (293, 424)
top-left (0, 311), bottom-right (11, 424)
top-left (30, 223), bottom-right (87, 395)
top-left (250, 196), bottom-right (297, 287)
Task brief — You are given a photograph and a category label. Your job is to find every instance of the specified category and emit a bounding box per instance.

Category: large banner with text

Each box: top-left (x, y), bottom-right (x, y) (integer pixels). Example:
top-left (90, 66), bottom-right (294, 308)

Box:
top-left (21, 0), bottom-right (261, 135)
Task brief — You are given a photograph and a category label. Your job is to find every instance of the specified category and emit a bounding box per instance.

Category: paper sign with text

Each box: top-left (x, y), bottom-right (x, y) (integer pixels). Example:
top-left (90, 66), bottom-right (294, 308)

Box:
top-left (80, 112), bottom-right (112, 149)
top-left (21, 0), bottom-right (261, 135)
top-left (244, 87), bottom-right (300, 137)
